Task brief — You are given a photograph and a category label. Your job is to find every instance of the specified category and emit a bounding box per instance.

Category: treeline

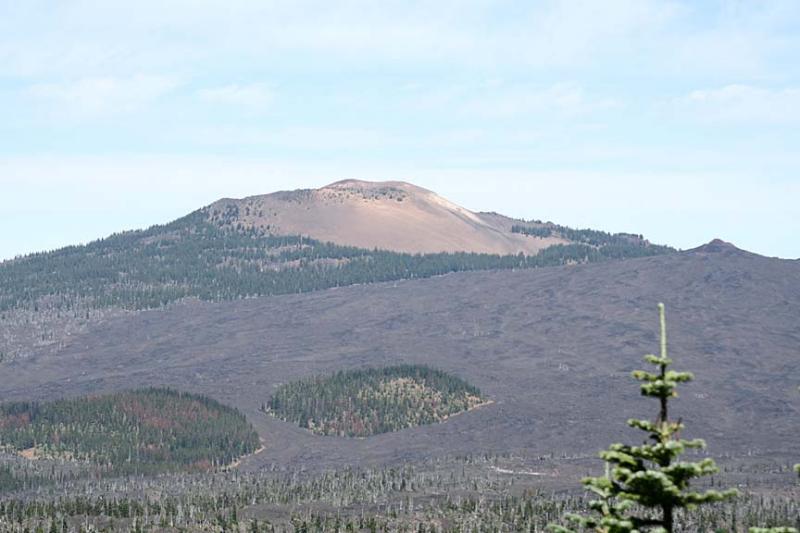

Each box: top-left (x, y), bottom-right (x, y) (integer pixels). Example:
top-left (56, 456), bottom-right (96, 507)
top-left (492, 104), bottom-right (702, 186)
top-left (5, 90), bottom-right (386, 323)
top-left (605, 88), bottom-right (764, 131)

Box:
top-left (0, 388), bottom-right (259, 477)
top-left (0, 209), bottom-right (675, 313)
top-left (512, 222), bottom-right (674, 251)
top-left (266, 365), bottom-right (486, 437)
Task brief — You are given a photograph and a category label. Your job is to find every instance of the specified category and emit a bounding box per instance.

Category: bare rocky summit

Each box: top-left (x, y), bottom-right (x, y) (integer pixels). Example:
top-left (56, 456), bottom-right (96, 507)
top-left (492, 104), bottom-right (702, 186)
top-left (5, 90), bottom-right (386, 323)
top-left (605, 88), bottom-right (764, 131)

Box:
top-left (208, 179), bottom-right (565, 254)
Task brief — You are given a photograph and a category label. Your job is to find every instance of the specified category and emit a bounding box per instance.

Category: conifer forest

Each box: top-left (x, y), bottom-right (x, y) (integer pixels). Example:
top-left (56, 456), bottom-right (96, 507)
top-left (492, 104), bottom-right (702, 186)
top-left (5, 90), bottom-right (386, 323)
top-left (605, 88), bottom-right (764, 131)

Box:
top-left (265, 365), bottom-right (486, 437)
top-left (0, 388), bottom-right (260, 478)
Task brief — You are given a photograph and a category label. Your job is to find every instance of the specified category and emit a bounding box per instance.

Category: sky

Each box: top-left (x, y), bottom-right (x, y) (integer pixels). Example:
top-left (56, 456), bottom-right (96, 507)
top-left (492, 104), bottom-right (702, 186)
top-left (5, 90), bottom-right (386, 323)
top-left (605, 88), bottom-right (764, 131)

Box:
top-left (1, 0), bottom-right (798, 260)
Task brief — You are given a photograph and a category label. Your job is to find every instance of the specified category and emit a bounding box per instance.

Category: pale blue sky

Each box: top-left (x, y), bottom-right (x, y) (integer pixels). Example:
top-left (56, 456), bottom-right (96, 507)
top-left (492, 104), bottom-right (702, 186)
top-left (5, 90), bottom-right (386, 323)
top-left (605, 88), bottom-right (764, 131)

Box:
top-left (1, 1), bottom-right (798, 259)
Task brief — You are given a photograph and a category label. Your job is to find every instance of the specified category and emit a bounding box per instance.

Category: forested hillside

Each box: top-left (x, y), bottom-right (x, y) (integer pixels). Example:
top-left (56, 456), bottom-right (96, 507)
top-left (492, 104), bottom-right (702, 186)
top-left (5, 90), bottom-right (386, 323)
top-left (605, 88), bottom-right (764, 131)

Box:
top-left (0, 205), bottom-right (674, 362)
top-left (511, 221), bottom-right (670, 251)
top-left (266, 365), bottom-right (486, 436)
top-left (0, 209), bottom-right (673, 315)
top-left (0, 388), bottom-right (259, 477)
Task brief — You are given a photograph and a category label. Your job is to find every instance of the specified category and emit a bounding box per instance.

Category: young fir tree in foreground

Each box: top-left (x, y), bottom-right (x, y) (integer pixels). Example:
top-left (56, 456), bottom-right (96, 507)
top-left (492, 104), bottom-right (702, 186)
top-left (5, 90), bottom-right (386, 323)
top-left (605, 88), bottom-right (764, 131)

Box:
top-left (549, 303), bottom-right (738, 533)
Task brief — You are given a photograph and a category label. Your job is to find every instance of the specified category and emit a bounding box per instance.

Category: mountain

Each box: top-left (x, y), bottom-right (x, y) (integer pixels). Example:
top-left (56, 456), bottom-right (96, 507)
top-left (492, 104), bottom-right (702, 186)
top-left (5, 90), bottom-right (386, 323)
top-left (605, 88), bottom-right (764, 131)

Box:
top-left (2, 240), bottom-right (797, 474)
top-left (208, 179), bottom-right (560, 255)
top-left (0, 180), bottom-right (672, 361)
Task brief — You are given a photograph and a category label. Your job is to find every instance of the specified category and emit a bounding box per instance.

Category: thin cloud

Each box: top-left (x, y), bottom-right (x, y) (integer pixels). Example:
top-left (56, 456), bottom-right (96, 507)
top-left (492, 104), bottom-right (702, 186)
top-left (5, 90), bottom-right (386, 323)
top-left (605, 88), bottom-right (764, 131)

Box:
top-left (675, 84), bottom-right (800, 124)
top-left (184, 125), bottom-right (391, 150)
top-left (458, 82), bottom-right (619, 119)
top-left (26, 75), bottom-right (180, 119)
top-left (196, 83), bottom-right (274, 111)
top-left (0, 1), bottom-right (755, 76)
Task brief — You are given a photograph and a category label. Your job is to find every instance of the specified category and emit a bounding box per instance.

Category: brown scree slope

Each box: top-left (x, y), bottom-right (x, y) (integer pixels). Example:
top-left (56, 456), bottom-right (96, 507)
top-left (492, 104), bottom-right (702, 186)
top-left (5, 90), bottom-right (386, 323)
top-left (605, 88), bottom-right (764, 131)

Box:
top-left (208, 179), bottom-right (564, 254)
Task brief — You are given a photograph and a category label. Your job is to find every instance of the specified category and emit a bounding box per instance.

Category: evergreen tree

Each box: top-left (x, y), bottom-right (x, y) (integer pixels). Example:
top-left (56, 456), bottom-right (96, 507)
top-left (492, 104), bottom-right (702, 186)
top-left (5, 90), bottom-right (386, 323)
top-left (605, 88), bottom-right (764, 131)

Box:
top-left (549, 303), bottom-right (737, 533)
